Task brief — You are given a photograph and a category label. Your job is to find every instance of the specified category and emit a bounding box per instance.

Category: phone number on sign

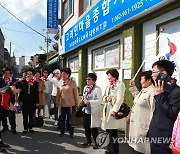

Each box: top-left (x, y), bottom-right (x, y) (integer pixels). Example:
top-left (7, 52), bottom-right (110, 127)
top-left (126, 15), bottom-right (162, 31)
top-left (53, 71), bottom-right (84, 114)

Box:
top-left (112, 0), bottom-right (145, 23)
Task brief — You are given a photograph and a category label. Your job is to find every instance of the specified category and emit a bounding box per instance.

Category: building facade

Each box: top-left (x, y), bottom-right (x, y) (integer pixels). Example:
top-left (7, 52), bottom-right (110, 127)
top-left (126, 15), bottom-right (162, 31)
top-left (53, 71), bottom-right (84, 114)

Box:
top-left (58, 1), bottom-right (180, 131)
top-left (19, 56), bottom-right (25, 73)
top-left (58, 0), bottom-right (180, 131)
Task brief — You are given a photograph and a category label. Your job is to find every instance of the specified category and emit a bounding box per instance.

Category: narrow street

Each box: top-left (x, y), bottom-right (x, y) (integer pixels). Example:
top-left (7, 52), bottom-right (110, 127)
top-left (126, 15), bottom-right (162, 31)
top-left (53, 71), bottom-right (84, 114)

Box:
top-left (2, 114), bottom-right (135, 154)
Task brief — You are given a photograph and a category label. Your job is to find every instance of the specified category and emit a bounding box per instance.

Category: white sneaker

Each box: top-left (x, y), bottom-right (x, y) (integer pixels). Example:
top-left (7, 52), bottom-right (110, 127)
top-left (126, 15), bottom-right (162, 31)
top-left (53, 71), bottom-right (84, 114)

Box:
top-left (54, 120), bottom-right (58, 126)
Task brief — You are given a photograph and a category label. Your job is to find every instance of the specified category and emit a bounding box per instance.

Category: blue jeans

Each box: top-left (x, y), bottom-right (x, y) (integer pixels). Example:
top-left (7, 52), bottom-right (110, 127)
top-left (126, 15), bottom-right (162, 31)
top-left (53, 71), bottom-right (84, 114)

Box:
top-left (60, 107), bottom-right (74, 135)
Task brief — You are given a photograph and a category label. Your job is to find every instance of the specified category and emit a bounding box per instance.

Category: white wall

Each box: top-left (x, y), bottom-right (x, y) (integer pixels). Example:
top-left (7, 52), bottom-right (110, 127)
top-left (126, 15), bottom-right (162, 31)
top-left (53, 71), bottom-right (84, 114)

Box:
top-left (143, 8), bottom-right (180, 71)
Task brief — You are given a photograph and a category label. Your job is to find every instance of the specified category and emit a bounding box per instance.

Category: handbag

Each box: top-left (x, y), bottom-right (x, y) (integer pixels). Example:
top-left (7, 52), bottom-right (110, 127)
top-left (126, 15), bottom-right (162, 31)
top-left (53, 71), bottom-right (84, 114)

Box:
top-left (32, 116), bottom-right (44, 127)
top-left (14, 102), bottom-right (22, 114)
top-left (49, 107), bottom-right (55, 115)
top-left (115, 103), bottom-right (130, 119)
top-left (75, 103), bottom-right (84, 118)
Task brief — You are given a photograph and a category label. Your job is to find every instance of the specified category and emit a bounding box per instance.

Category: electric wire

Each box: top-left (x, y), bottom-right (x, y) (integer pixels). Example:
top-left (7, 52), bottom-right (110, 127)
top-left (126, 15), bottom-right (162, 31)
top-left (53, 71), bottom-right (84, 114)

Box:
top-left (0, 0), bottom-right (42, 26)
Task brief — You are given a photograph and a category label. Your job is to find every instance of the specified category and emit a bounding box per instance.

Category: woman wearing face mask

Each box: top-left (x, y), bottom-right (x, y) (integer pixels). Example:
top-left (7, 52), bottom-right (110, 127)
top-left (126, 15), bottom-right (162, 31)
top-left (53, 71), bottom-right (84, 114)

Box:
top-left (81, 73), bottom-right (102, 149)
top-left (127, 70), bottom-right (155, 154)
top-left (101, 69), bottom-right (126, 154)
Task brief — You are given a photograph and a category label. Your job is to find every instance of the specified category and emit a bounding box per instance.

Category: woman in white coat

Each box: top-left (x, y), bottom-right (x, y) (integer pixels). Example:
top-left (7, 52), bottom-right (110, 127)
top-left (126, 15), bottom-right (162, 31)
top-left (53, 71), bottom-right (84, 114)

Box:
top-left (101, 69), bottom-right (126, 154)
top-left (127, 70), bottom-right (155, 154)
top-left (81, 73), bottom-right (102, 149)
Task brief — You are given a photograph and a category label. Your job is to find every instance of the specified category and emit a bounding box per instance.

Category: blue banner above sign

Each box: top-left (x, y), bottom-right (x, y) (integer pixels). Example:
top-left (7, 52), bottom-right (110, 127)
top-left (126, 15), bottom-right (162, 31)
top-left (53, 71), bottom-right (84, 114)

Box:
top-left (47, 0), bottom-right (58, 34)
top-left (65, 0), bottom-right (165, 52)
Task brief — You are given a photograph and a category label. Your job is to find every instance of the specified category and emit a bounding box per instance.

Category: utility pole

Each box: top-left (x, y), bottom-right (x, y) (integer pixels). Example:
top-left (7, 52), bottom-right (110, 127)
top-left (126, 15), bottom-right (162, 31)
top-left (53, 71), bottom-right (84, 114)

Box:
top-left (9, 42), bottom-right (12, 67)
top-left (44, 29), bottom-right (51, 55)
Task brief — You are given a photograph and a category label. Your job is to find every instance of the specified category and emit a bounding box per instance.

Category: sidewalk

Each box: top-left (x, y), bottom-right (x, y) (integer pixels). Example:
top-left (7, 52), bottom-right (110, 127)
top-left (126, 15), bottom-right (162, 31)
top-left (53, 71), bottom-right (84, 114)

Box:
top-left (1, 114), bottom-right (137, 154)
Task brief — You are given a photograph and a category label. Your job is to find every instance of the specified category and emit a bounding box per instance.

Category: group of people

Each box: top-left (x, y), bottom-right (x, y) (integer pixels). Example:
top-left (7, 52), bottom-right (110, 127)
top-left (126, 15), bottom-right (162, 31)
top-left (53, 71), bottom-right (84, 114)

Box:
top-left (77, 59), bottom-right (180, 154)
top-left (0, 59), bottom-right (179, 154)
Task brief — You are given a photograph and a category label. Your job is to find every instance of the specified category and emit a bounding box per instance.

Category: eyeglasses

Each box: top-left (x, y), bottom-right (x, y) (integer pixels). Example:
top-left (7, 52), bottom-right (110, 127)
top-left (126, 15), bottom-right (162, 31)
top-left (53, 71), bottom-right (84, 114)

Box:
top-left (86, 78), bottom-right (92, 80)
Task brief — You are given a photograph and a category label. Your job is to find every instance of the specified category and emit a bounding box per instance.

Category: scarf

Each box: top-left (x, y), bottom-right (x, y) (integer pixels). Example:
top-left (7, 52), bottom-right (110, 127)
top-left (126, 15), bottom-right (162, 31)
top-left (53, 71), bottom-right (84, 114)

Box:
top-left (41, 76), bottom-right (47, 82)
top-left (62, 78), bottom-right (70, 86)
top-left (84, 84), bottom-right (95, 96)
top-left (26, 78), bottom-right (35, 85)
top-left (3, 76), bottom-right (12, 85)
top-left (110, 79), bottom-right (117, 89)
top-left (56, 76), bottom-right (61, 81)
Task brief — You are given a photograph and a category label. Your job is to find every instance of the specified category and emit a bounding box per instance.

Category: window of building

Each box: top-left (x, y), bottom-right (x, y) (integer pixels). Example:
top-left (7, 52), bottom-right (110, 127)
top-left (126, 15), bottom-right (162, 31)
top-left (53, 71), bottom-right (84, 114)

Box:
top-left (63, 0), bottom-right (73, 22)
top-left (80, 0), bottom-right (98, 15)
top-left (93, 43), bottom-right (120, 70)
top-left (68, 56), bottom-right (79, 72)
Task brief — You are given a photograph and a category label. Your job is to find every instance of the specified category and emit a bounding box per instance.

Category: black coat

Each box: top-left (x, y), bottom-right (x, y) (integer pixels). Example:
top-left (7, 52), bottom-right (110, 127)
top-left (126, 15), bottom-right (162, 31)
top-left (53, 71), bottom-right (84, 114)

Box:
top-left (149, 85), bottom-right (180, 142)
top-left (0, 77), bottom-right (16, 88)
top-left (19, 80), bottom-right (39, 108)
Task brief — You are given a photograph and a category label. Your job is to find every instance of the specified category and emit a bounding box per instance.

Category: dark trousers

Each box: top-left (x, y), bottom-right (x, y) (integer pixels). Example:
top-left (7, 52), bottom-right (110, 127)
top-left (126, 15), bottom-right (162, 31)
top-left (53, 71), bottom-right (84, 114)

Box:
top-left (22, 105), bottom-right (35, 130)
top-left (60, 107), bottom-right (74, 135)
top-left (1, 109), bottom-right (16, 130)
top-left (52, 96), bottom-right (58, 120)
top-left (83, 112), bottom-right (98, 144)
top-left (150, 142), bottom-right (172, 154)
top-left (106, 129), bottom-right (119, 154)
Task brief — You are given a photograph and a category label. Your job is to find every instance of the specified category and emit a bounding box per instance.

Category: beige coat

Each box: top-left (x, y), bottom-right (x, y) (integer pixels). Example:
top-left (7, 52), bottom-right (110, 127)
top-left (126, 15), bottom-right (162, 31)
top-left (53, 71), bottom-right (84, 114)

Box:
top-left (57, 79), bottom-right (79, 107)
top-left (38, 79), bottom-right (46, 106)
top-left (129, 84), bottom-right (155, 154)
top-left (101, 81), bottom-right (126, 130)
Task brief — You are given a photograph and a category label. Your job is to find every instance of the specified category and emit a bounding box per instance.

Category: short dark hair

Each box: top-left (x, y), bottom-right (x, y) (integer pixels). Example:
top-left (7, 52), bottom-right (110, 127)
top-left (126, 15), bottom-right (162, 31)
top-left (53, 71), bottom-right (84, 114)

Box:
top-left (61, 68), bottom-right (71, 76)
top-left (87, 73), bottom-right (97, 81)
top-left (43, 69), bottom-right (49, 73)
top-left (27, 68), bottom-right (35, 75)
top-left (2, 67), bottom-right (11, 74)
top-left (35, 69), bottom-right (41, 74)
top-left (152, 60), bottom-right (175, 77)
top-left (106, 69), bottom-right (119, 80)
top-left (12, 81), bottom-right (23, 90)
top-left (140, 70), bottom-right (154, 83)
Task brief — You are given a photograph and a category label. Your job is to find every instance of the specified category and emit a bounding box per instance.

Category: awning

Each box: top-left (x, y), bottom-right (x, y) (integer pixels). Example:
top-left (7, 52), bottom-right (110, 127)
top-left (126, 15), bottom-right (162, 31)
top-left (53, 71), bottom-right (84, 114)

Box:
top-left (48, 56), bottom-right (59, 65)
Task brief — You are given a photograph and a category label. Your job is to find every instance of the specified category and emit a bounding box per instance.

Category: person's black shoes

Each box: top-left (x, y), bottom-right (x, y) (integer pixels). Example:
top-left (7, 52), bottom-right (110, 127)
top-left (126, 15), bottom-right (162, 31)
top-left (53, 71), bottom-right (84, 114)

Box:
top-left (105, 150), bottom-right (111, 154)
top-left (81, 142), bottom-right (91, 146)
top-left (23, 130), bottom-right (28, 134)
top-left (29, 129), bottom-right (34, 133)
top-left (0, 141), bottom-right (10, 148)
top-left (11, 129), bottom-right (17, 134)
top-left (69, 134), bottom-right (74, 139)
top-left (1, 128), bottom-right (8, 133)
top-left (0, 147), bottom-right (6, 153)
top-left (93, 143), bottom-right (98, 149)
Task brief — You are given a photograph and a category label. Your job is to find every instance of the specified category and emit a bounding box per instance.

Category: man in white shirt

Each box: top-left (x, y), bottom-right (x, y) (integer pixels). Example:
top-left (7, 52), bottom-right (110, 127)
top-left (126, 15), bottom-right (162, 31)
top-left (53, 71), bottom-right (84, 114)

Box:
top-left (47, 69), bottom-right (61, 126)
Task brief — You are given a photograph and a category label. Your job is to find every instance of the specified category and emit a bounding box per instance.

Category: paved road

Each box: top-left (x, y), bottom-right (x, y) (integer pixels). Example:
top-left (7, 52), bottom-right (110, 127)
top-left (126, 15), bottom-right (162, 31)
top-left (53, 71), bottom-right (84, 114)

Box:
top-left (1, 114), bottom-right (137, 154)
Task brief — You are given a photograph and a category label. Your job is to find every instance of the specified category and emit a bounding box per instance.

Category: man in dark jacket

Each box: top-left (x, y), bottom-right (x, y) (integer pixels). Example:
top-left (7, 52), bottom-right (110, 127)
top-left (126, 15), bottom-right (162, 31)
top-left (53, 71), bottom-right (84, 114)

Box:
top-left (0, 67), bottom-right (16, 134)
top-left (18, 68), bottom-right (39, 133)
top-left (0, 81), bottom-right (23, 152)
top-left (149, 60), bottom-right (180, 154)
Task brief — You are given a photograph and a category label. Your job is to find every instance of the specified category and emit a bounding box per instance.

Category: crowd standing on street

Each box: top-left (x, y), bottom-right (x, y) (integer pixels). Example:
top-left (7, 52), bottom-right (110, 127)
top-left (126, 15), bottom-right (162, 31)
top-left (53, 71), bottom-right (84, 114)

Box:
top-left (0, 59), bottom-right (179, 154)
